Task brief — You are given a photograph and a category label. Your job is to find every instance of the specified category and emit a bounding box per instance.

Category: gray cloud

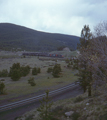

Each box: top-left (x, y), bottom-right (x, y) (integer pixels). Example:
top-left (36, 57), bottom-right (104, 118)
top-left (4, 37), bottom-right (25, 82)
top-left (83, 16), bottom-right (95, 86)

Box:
top-left (0, 0), bottom-right (107, 36)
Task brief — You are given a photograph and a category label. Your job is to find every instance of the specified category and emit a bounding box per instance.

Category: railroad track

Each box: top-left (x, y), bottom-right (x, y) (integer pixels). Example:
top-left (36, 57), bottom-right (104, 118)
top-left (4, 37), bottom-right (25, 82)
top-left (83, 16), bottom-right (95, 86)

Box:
top-left (0, 82), bottom-right (79, 112)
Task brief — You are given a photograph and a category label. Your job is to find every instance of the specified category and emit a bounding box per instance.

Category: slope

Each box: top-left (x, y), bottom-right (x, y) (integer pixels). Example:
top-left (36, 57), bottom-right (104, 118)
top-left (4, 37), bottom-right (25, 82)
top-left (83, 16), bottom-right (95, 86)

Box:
top-left (0, 23), bottom-right (80, 51)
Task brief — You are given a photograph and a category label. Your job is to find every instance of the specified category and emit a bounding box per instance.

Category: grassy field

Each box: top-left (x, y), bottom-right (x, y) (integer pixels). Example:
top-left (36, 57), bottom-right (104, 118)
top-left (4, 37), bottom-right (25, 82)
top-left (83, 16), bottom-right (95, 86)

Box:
top-left (0, 51), bottom-right (78, 102)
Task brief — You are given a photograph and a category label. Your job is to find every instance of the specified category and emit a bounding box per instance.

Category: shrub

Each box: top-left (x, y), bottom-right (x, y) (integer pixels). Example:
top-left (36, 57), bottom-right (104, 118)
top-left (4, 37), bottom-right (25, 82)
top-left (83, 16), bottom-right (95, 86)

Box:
top-left (0, 79), bottom-right (5, 81)
top-left (28, 77), bottom-right (36, 86)
top-left (20, 65), bottom-right (30, 76)
top-left (37, 90), bottom-right (53, 120)
top-left (37, 67), bottom-right (41, 73)
top-left (25, 115), bottom-right (34, 120)
top-left (52, 64), bottom-right (61, 78)
top-left (10, 69), bottom-right (21, 81)
top-left (74, 96), bottom-right (84, 103)
top-left (32, 67), bottom-right (38, 75)
top-left (47, 67), bottom-right (53, 73)
top-left (0, 81), bottom-right (5, 94)
top-left (11, 63), bottom-right (20, 70)
top-left (65, 58), bottom-right (69, 63)
top-left (71, 112), bottom-right (80, 120)
top-left (0, 69), bottom-right (8, 77)
top-left (9, 63), bottom-right (21, 77)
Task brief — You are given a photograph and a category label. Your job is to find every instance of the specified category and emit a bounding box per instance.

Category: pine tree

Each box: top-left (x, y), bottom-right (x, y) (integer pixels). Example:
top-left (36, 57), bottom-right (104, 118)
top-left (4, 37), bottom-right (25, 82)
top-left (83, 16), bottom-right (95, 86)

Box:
top-left (37, 90), bottom-right (53, 120)
top-left (0, 81), bottom-right (5, 94)
top-left (77, 25), bottom-right (93, 96)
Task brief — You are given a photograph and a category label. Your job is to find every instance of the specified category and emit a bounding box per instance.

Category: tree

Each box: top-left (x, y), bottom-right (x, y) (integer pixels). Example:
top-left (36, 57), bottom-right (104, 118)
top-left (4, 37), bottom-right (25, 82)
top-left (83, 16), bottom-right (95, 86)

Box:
top-left (20, 65), bottom-right (30, 77)
top-left (52, 64), bottom-right (61, 78)
top-left (28, 77), bottom-right (36, 86)
top-left (77, 22), bottom-right (107, 96)
top-left (0, 81), bottom-right (5, 94)
top-left (47, 67), bottom-right (53, 73)
top-left (78, 25), bottom-right (92, 49)
top-left (32, 67), bottom-right (38, 75)
top-left (37, 90), bottom-right (53, 120)
top-left (0, 69), bottom-right (8, 77)
top-left (10, 69), bottom-right (21, 81)
top-left (37, 67), bottom-right (41, 73)
top-left (77, 25), bottom-right (93, 96)
top-left (87, 21), bottom-right (107, 88)
top-left (9, 63), bottom-right (21, 81)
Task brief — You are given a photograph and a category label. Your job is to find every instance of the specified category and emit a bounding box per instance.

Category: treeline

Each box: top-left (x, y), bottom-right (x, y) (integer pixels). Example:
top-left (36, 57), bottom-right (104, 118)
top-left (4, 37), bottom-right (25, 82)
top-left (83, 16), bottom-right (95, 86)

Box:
top-left (0, 63), bottom-right (41, 81)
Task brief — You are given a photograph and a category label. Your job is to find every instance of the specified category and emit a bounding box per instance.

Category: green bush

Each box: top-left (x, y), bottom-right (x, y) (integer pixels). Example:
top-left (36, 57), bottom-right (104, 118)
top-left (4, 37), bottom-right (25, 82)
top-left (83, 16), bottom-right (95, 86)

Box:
top-left (10, 69), bottom-right (21, 81)
top-left (0, 79), bottom-right (5, 81)
top-left (28, 77), bottom-right (36, 86)
top-left (11, 63), bottom-right (20, 70)
top-left (37, 90), bottom-right (53, 120)
top-left (32, 67), bottom-right (41, 75)
top-left (37, 67), bottom-right (41, 73)
top-left (65, 58), bottom-right (70, 63)
top-left (71, 112), bottom-right (80, 120)
top-left (0, 69), bottom-right (8, 77)
top-left (52, 64), bottom-right (61, 78)
top-left (47, 67), bottom-right (53, 73)
top-left (74, 96), bottom-right (84, 103)
top-left (32, 67), bottom-right (37, 75)
top-left (0, 81), bottom-right (5, 94)
top-left (9, 63), bottom-right (21, 77)
top-left (9, 63), bottom-right (30, 81)
top-left (20, 65), bottom-right (30, 76)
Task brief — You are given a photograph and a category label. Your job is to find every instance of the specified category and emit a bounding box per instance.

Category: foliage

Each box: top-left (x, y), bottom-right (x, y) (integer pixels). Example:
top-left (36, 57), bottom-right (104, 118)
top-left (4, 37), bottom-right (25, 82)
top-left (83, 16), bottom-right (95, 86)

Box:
top-left (74, 96), bottom-right (84, 103)
top-left (0, 23), bottom-right (79, 51)
top-left (77, 25), bottom-right (92, 49)
top-left (9, 63), bottom-right (21, 81)
top-left (76, 25), bottom-right (93, 96)
top-left (20, 65), bottom-right (30, 76)
top-left (0, 69), bottom-right (8, 77)
top-left (52, 64), bottom-right (61, 78)
top-left (9, 63), bottom-right (30, 81)
top-left (28, 77), bottom-right (36, 86)
top-left (25, 115), bottom-right (34, 120)
top-left (9, 63), bottom-right (20, 77)
top-left (37, 90), bottom-right (53, 120)
top-left (65, 58), bottom-right (70, 63)
top-left (37, 67), bottom-right (41, 73)
top-left (71, 112), bottom-right (80, 120)
top-left (47, 67), bottom-right (53, 73)
top-left (32, 67), bottom-right (38, 75)
top-left (0, 81), bottom-right (5, 94)
top-left (10, 69), bottom-right (21, 81)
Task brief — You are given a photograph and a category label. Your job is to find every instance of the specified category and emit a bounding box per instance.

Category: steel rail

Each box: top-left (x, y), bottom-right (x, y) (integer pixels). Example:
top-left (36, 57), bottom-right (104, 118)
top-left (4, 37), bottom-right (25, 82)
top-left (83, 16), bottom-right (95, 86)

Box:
top-left (0, 82), bottom-right (78, 112)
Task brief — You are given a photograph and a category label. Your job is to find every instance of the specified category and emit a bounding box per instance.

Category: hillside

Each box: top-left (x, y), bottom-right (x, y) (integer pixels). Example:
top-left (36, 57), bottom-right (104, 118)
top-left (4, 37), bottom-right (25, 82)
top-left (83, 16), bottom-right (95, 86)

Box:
top-left (15, 83), bottom-right (107, 120)
top-left (0, 23), bottom-right (80, 51)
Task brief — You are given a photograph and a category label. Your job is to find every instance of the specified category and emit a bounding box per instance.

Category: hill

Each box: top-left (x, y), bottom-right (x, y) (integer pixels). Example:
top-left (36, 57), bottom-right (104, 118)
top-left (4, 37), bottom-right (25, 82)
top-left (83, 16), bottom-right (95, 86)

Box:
top-left (0, 23), bottom-right (80, 51)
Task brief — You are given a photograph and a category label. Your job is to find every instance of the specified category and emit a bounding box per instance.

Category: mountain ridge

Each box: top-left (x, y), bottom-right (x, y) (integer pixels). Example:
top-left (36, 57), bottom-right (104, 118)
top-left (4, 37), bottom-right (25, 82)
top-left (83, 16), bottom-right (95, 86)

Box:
top-left (0, 23), bottom-right (80, 51)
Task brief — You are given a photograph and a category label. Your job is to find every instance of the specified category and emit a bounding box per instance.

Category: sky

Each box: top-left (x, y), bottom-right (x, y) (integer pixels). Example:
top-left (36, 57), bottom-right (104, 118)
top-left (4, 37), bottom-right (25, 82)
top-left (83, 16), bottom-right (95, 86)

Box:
top-left (0, 0), bottom-right (107, 36)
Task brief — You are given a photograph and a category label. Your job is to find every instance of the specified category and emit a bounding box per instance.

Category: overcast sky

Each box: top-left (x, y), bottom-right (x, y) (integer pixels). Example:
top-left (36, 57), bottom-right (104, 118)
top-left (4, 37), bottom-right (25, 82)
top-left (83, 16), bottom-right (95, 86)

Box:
top-left (0, 0), bottom-right (107, 36)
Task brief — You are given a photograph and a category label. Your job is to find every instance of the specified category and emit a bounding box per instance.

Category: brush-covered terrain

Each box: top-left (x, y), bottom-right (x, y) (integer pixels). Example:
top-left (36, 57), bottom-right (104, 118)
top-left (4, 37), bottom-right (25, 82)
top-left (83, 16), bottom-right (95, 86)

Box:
top-left (0, 50), bottom-right (78, 105)
top-left (15, 83), bottom-right (107, 120)
top-left (0, 23), bottom-right (80, 51)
